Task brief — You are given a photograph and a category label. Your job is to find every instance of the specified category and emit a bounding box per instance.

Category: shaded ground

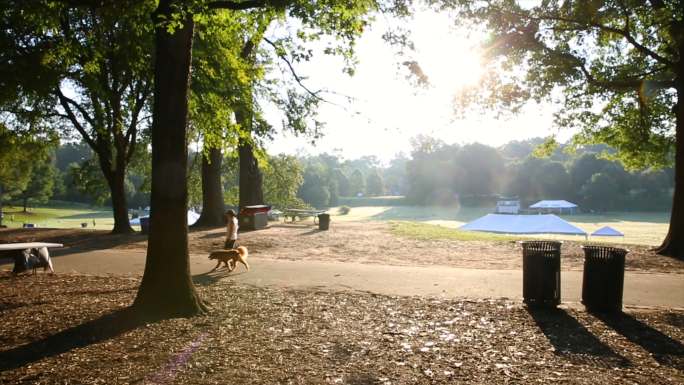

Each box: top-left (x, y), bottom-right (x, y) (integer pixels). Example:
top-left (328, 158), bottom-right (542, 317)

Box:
top-left (2, 222), bottom-right (682, 273)
top-left (0, 274), bottom-right (682, 384)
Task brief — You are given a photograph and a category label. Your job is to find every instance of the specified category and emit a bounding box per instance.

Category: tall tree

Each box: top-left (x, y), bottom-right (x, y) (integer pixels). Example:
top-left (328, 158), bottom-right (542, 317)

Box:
top-left (0, 126), bottom-right (49, 226)
top-left (193, 147), bottom-right (226, 225)
top-left (17, 162), bottom-right (57, 212)
top-left (133, 0), bottom-right (407, 317)
top-left (0, 1), bottom-right (155, 234)
top-left (441, 0), bottom-right (684, 258)
top-left (133, 0), bottom-right (205, 317)
top-left (262, 154), bottom-right (306, 209)
top-left (366, 169), bottom-right (385, 196)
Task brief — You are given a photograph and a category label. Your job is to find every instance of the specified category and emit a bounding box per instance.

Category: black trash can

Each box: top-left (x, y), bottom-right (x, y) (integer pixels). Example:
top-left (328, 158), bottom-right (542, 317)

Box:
top-left (521, 241), bottom-right (562, 307)
top-left (581, 245), bottom-right (628, 312)
top-left (318, 213), bottom-right (330, 231)
top-left (140, 216), bottom-right (150, 235)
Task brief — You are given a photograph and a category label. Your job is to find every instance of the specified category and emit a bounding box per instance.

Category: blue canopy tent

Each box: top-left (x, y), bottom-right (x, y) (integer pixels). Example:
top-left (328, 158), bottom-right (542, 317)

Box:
top-left (460, 214), bottom-right (587, 237)
top-left (529, 200), bottom-right (578, 214)
top-left (591, 226), bottom-right (624, 237)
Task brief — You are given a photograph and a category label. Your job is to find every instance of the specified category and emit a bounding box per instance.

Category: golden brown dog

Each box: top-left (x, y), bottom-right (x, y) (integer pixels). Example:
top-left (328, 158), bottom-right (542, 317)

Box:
top-left (208, 246), bottom-right (249, 273)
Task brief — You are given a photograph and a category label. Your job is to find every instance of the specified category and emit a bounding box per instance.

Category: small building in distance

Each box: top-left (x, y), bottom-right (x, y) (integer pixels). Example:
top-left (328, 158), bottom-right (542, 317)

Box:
top-left (495, 199), bottom-right (521, 214)
top-left (529, 200), bottom-right (579, 215)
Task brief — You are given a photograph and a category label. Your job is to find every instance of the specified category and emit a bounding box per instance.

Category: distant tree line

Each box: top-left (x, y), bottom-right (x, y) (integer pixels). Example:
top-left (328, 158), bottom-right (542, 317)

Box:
top-left (404, 136), bottom-right (673, 212)
top-left (3, 135), bottom-right (673, 214)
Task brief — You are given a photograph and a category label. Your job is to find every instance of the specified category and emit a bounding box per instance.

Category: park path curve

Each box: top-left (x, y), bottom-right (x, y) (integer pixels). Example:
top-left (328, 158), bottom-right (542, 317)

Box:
top-left (2, 248), bottom-right (682, 309)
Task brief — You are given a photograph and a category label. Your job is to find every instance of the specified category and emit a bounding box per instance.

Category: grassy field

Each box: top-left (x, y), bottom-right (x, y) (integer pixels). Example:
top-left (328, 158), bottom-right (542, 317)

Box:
top-left (0, 199), bottom-right (671, 246)
top-left (329, 198), bottom-right (670, 246)
top-left (1, 202), bottom-right (115, 230)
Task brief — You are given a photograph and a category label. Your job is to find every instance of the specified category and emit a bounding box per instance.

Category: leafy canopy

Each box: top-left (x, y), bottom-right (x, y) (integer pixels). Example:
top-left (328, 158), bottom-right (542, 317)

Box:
top-left (438, 0), bottom-right (681, 169)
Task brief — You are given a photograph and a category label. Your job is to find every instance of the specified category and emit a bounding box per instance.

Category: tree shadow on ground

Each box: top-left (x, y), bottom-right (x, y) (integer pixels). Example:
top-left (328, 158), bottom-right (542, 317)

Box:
top-left (298, 228), bottom-right (324, 236)
top-left (193, 270), bottom-right (246, 287)
top-left (0, 307), bottom-right (146, 373)
top-left (592, 311), bottom-right (684, 370)
top-left (527, 307), bottom-right (630, 368)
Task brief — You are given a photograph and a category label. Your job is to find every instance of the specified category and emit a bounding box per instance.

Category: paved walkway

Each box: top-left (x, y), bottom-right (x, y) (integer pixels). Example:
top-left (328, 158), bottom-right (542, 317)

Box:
top-left (2, 249), bottom-right (683, 309)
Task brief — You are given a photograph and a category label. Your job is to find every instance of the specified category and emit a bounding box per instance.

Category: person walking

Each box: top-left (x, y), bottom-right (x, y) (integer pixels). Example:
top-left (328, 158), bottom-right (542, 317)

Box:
top-left (224, 209), bottom-right (239, 249)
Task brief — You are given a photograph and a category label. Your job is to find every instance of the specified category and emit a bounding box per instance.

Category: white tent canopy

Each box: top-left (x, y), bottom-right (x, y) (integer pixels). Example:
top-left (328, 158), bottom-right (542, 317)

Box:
top-left (529, 200), bottom-right (578, 209)
top-left (591, 226), bottom-right (624, 237)
top-left (459, 214), bottom-right (587, 236)
top-left (131, 210), bottom-right (199, 226)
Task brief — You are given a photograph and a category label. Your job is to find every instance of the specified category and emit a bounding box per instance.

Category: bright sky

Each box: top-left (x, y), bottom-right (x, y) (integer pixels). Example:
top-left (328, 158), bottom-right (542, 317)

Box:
top-left (264, 10), bottom-right (573, 163)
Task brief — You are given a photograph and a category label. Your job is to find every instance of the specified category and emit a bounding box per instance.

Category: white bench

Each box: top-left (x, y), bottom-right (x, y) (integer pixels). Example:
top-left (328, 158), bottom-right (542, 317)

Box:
top-left (0, 242), bottom-right (63, 274)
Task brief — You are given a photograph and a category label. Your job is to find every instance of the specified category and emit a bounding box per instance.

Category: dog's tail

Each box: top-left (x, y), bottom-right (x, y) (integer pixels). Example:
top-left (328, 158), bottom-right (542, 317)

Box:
top-left (236, 246), bottom-right (248, 259)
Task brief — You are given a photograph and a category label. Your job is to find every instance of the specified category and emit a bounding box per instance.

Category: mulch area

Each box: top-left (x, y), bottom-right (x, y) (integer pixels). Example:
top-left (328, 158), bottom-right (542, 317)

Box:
top-left (1, 273), bottom-right (682, 384)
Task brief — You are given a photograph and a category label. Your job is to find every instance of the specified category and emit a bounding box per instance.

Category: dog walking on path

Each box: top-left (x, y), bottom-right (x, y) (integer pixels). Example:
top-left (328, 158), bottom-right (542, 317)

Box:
top-left (208, 246), bottom-right (249, 273)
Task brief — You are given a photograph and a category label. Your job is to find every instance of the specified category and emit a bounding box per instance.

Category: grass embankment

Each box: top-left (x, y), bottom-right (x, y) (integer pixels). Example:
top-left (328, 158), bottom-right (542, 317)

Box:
top-left (389, 221), bottom-right (515, 242)
top-left (330, 200), bottom-right (670, 246)
top-left (1, 201), bottom-right (114, 230)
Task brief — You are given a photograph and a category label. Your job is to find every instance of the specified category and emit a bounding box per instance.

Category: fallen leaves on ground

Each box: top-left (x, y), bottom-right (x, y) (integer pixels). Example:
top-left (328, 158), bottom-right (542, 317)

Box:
top-left (0, 273), bottom-right (682, 384)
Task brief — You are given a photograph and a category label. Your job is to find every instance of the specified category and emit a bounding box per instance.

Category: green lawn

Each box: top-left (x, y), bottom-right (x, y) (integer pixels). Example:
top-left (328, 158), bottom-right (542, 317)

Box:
top-left (1, 202), bottom-right (115, 230)
top-left (389, 221), bottom-right (516, 242)
top-left (330, 203), bottom-right (670, 246)
top-left (1, 200), bottom-right (671, 246)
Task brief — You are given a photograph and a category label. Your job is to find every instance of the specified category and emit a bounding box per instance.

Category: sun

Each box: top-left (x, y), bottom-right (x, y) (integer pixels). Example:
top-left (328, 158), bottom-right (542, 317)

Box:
top-left (410, 12), bottom-right (486, 91)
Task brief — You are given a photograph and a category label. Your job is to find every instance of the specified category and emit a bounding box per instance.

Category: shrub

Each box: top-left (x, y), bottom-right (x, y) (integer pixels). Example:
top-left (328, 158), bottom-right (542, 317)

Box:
top-left (338, 205), bottom-right (351, 215)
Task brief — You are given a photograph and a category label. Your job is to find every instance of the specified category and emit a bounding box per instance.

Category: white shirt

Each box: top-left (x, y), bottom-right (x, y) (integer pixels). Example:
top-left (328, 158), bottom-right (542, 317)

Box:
top-left (227, 217), bottom-right (238, 240)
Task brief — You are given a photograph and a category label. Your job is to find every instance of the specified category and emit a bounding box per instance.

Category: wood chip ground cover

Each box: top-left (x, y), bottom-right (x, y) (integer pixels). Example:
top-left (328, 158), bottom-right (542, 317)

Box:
top-left (1, 274), bottom-right (682, 384)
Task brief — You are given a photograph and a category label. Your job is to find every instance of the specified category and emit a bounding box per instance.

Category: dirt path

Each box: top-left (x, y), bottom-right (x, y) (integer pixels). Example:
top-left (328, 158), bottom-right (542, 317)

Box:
top-left (2, 221), bottom-right (683, 272)
top-left (3, 248), bottom-right (682, 309)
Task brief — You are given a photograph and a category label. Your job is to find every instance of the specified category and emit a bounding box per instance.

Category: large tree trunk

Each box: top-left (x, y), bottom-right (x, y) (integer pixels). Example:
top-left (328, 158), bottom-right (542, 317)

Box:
top-left (106, 168), bottom-right (134, 234)
top-left (0, 185), bottom-right (4, 227)
top-left (133, 1), bottom-right (206, 318)
top-left (192, 147), bottom-right (225, 227)
top-left (656, 83), bottom-right (684, 259)
top-left (238, 138), bottom-right (264, 209)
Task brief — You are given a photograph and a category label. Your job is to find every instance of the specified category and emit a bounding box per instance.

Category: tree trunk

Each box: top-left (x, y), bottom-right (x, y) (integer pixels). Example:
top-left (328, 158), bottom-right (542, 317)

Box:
top-left (192, 147), bottom-right (225, 227)
top-left (0, 185), bottom-right (4, 227)
top-left (22, 196), bottom-right (27, 213)
top-left (106, 168), bottom-right (134, 234)
top-left (656, 83), bottom-right (684, 259)
top-left (133, 1), bottom-right (206, 318)
top-left (238, 138), bottom-right (264, 209)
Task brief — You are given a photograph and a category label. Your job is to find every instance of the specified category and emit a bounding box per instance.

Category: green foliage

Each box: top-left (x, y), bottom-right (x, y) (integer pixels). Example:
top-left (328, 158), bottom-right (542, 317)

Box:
top-left (262, 154), bottom-right (306, 209)
top-left (581, 173), bottom-right (620, 212)
top-left (16, 162), bottom-right (57, 210)
top-left (453, 143), bottom-right (505, 197)
top-left (298, 166), bottom-right (331, 208)
top-left (0, 125), bottom-right (54, 210)
top-left (441, 0), bottom-right (681, 169)
top-left (349, 169), bottom-right (366, 196)
top-left (68, 160), bottom-right (109, 206)
top-left (365, 169), bottom-right (385, 196)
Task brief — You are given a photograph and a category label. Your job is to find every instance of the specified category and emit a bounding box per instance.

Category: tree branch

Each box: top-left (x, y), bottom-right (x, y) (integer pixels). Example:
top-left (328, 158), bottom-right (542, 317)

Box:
top-left (263, 37), bottom-right (326, 103)
top-left (56, 89), bottom-right (98, 150)
top-left (504, 8), bottom-right (674, 67)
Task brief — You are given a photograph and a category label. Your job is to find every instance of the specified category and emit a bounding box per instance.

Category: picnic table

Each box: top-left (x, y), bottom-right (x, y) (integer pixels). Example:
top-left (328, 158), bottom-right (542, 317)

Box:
top-left (282, 209), bottom-right (327, 224)
top-left (0, 242), bottom-right (63, 274)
